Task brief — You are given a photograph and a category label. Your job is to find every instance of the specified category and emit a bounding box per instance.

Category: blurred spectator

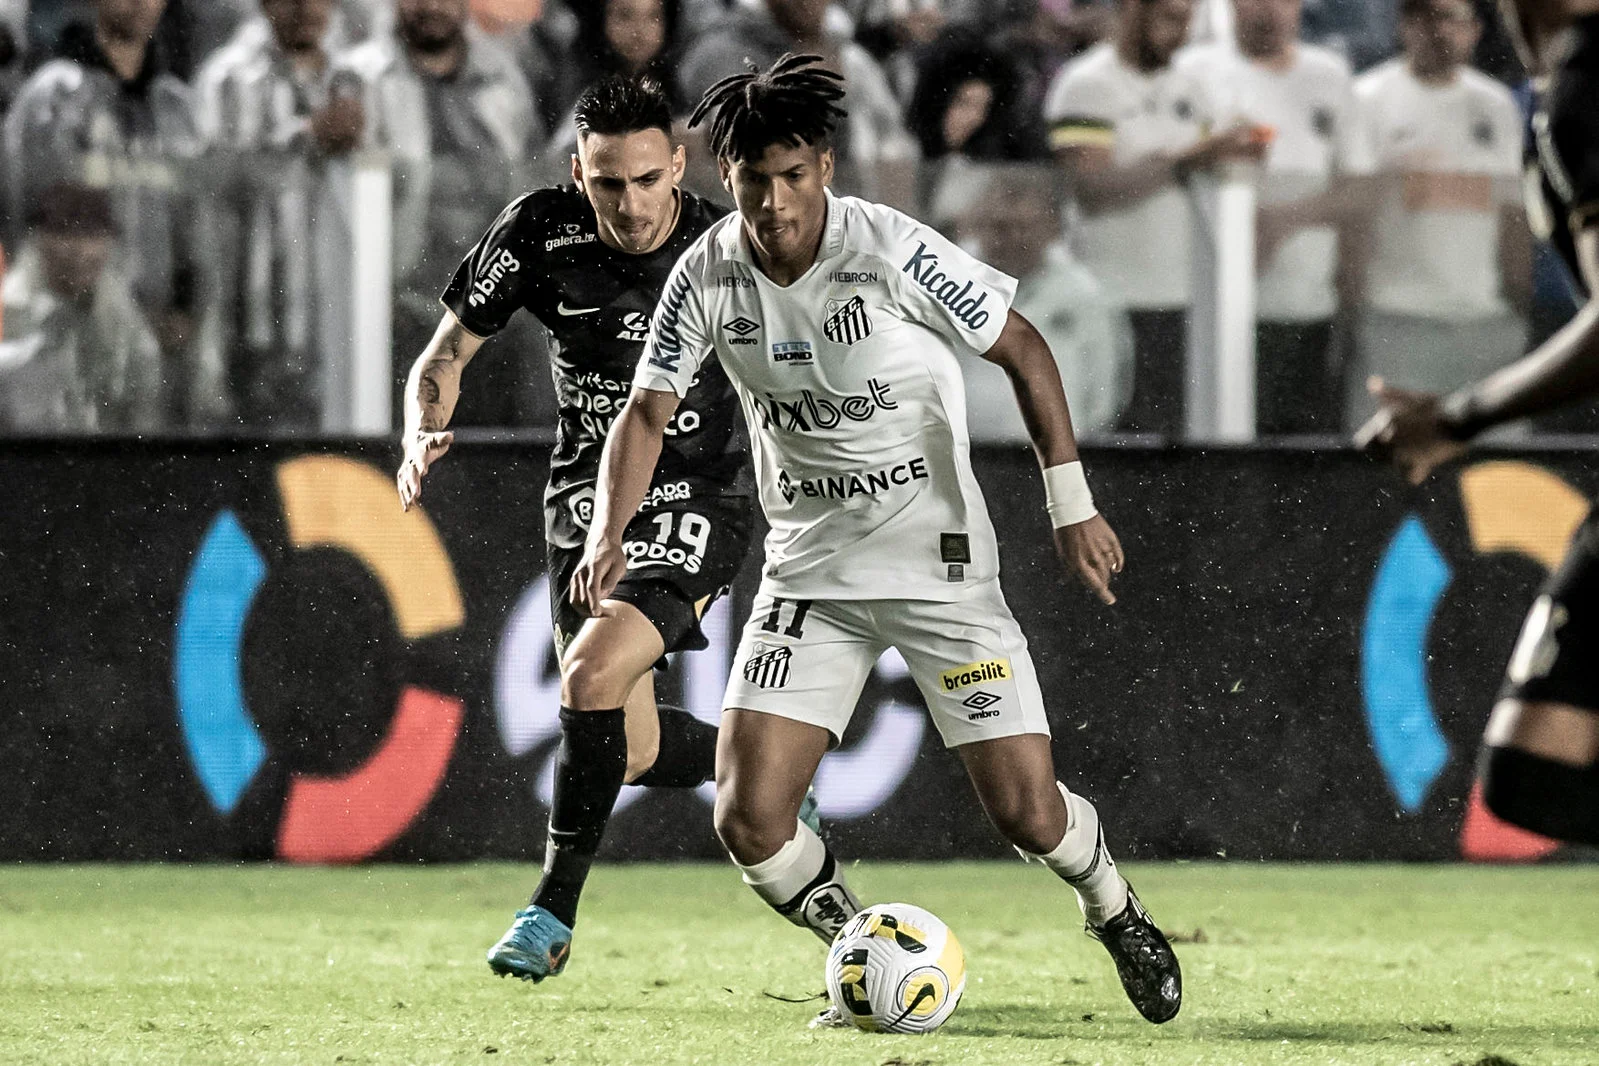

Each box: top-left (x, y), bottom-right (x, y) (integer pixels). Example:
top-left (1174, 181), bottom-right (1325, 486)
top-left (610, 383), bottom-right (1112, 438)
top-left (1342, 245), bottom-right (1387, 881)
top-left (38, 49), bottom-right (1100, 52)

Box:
top-left (0, 184), bottom-right (164, 433)
top-left (1046, 0), bottom-right (1262, 436)
top-left (677, 0), bottom-right (918, 190)
top-left (5, 0), bottom-right (228, 426)
top-left (907, 33), bottom-right (1048, 162)
top-left (572, 0), bottom-right (685, 110)
top-left (1179, 0), bottom-right (1361, 434)
top-left (992, 0), bottom-right (1115, 126)
top-left (954, 165), bottom-right (1133, 439)
top-left (1344, 0), bottom-right (1526, 427)
top-left (335, 0), bottom-right (546, 426)
top-left (195, 0), bottom-right (360, 429)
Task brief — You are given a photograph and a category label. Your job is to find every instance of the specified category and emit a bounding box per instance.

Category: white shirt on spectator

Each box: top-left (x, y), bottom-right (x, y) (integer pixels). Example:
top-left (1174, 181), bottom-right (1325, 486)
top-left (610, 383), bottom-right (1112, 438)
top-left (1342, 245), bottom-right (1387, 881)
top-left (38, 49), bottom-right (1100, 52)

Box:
top-left (1348, 58), bottom-right (1523, 320)
top-left (1044, 42), bottom-right (1218, 310)
top-left (1179, 41), bottom-right (1360, 322)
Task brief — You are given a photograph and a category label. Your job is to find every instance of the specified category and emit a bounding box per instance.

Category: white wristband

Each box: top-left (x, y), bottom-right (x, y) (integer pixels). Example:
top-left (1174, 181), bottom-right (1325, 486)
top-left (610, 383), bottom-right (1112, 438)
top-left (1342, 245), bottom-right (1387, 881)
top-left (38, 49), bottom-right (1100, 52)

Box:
top-left (1043, 461), bottom-right (1097, 528)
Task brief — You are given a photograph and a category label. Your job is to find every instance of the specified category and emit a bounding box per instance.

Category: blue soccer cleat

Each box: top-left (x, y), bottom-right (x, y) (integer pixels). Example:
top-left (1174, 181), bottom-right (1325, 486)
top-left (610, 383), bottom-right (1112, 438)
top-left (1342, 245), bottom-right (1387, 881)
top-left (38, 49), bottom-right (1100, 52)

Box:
top-left (486, 905), bottom-right (573, 982)
top-left (799, 786), bottom-right (822, 835)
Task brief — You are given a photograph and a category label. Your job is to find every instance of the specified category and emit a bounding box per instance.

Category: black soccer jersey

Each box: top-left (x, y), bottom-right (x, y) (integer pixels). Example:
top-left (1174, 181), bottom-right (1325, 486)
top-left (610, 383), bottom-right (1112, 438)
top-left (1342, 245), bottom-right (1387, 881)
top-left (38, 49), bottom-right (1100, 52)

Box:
top-left (441, 187), bottom-right (750, 550)
top-left (1532, 14), bottom-right (1599, 297)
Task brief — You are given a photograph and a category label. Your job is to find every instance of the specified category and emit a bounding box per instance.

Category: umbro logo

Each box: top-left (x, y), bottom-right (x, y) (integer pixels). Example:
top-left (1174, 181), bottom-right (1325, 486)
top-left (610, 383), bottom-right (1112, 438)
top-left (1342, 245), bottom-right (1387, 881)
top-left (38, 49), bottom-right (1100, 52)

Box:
top-left (724, 316), bottom-right (760, 345)
top-left (961, 691), bottom-right (1001, 711)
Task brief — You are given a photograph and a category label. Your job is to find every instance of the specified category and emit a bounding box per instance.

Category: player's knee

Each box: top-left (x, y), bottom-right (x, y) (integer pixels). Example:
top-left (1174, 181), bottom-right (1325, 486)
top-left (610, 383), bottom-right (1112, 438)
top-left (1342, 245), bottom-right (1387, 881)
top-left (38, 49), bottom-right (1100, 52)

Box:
top-left (714, 797), bottom-right (792, 866)
top-left (1481, 745), bottom-right (1599, 846)
top-left (560, 653), bottom-right (632, 710)
top-left (985, 787), bottom-right (1067, 855)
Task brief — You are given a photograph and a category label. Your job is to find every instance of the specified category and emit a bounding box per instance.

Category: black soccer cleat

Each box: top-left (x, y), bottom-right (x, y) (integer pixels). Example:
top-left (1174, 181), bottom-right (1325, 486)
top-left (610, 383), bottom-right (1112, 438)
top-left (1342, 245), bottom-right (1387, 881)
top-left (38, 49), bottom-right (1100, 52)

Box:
top-left (1085, 884), bottom-right (1181, 1024)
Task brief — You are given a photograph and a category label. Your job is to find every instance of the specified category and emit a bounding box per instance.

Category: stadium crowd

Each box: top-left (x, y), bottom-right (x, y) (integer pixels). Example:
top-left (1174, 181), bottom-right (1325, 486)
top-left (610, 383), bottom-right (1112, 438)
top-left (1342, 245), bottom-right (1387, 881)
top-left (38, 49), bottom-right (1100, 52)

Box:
top-left (0, 0), bottom-right (1580, 437)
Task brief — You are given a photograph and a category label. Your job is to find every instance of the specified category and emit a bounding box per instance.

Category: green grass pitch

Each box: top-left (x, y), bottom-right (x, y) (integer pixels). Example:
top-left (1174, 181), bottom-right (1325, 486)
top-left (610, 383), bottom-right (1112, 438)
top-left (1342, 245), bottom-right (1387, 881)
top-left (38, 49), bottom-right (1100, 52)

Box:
top-left (2, 862), bottom-right (1596, 1065)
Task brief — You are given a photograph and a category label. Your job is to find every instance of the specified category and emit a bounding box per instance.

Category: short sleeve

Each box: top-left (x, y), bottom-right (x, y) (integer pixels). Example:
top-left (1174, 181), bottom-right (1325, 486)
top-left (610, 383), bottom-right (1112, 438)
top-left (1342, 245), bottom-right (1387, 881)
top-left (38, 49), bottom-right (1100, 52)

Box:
top-left (1546, 65), bottom-right (1599, 228)
top-left (635, 249), bottom-right (711, 397)
top-left (1043, 60), bottom-right (1117, 152)
top-left (440, 195), bottom-right (538, 338)
top-left (887, 213), bottom-right (1018, 354)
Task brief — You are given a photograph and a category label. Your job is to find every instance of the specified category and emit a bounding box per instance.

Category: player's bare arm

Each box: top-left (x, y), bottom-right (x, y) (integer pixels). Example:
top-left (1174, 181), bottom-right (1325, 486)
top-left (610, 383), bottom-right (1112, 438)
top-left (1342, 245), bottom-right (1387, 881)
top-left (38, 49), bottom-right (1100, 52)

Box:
top-left (397, 312), bottom-right (485, 511)
top-left (982, 309), bottom-right (1125, 605)
top-left (1357, 224), bottom-right (1599, 483)
top-left (570, 386), bottom-right (681, 615)
top-left (1059, 128), bottom-right (1267, 216)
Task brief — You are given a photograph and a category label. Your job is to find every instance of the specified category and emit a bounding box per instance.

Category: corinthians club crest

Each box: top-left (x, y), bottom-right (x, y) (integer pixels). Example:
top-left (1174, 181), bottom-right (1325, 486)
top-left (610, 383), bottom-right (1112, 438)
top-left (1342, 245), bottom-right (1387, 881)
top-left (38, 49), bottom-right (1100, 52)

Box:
top-left (824, 295), bottom-right (872, 345)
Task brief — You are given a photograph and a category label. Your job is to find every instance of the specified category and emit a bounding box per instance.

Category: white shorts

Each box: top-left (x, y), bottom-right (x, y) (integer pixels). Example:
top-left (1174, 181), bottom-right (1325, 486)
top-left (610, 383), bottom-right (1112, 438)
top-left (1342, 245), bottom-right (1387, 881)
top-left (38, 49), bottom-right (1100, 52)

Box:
top-left (722, 579), bottom-right (1051, 748)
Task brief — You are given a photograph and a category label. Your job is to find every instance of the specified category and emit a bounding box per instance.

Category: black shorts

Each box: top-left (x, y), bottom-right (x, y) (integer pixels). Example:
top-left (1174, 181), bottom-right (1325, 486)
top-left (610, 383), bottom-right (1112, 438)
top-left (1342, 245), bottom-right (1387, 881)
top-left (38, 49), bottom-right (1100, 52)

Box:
top-left (1501, 504), bottom-right (1599, 711)
top-left (547, 495), bottom-right (752, 659)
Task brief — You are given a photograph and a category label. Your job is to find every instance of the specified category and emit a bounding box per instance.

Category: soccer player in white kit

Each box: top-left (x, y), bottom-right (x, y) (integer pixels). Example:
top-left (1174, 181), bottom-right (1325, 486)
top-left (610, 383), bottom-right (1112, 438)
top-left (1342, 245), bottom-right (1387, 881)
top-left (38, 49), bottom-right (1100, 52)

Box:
top-left (572, 54), bottom-right (1182, 1025)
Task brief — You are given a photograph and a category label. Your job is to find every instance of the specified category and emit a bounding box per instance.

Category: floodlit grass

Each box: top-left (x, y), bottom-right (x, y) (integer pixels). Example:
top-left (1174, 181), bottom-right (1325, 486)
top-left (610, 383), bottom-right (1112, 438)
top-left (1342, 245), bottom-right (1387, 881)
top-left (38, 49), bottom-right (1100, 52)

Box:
top-left (0, 862), bottom-right (1595, 1065)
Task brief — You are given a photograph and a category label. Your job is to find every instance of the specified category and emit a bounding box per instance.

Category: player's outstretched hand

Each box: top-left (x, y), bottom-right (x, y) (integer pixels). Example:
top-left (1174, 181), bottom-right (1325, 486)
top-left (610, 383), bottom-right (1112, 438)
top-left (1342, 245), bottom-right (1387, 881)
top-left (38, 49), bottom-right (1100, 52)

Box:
top-left (1055, 514), bottom-right (1124, 606)
top-left (1353, 376), bottom-right (1467, 486)
top-left (570, 538), bottom-right (628, 618)
top-left (396, 430), bottom-right (454, 511)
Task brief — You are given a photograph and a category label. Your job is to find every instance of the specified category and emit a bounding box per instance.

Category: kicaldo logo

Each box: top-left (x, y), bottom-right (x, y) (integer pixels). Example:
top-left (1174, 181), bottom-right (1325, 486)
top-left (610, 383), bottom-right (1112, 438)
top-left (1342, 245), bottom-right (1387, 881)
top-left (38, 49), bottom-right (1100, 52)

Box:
top-left (1363, 460), bottom-right (1584, 862)
top-left (939, 659), bottom-right (1011, 692)
top-left (174, 456), bottom-right (465, 863)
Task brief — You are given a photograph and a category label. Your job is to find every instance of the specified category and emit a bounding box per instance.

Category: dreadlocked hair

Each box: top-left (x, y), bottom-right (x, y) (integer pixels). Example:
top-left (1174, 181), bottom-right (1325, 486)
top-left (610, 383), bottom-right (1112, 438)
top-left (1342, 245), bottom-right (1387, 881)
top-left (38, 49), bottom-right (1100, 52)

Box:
top-left (687, 53), bottom-right (847, 162)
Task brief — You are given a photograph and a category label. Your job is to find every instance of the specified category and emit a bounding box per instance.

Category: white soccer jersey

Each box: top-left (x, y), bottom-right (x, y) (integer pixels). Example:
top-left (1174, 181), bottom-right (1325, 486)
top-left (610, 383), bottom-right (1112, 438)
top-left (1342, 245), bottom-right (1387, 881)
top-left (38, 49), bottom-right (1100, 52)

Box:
top-left (1178, 42), bottom-right (1360, 322)
top-left (1043, 43), bottom-right (1219, 309)
top-left (636, 191), bottom-right (1017, 602)
top-left (1349, 60), bottom-right (1523, 319)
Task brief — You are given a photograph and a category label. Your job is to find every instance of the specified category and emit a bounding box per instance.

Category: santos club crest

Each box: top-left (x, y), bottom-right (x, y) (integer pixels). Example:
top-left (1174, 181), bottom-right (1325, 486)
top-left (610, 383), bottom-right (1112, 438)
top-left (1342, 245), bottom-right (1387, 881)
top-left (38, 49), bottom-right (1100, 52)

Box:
top-left (824, 295), bottom-right (872, 345)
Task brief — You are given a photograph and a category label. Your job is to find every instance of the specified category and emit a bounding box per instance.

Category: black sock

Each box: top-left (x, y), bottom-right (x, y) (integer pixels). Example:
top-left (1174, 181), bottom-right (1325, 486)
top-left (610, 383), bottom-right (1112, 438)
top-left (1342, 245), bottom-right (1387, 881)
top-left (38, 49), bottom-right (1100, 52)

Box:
top-left (1480, 745), bottom-right (1599, 846)
top-left (630, 703), bottom-right (717, 788)
top-left (532, 706), bottom-right (627, 927)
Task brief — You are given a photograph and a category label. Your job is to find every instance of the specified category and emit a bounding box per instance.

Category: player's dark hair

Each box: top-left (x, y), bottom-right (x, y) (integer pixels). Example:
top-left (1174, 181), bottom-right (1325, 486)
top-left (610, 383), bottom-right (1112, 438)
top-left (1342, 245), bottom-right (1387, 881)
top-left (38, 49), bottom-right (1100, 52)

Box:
top-left (573, 75), bottom-right (675, 139)
top-left (686, 53), bottom-right (847, 163)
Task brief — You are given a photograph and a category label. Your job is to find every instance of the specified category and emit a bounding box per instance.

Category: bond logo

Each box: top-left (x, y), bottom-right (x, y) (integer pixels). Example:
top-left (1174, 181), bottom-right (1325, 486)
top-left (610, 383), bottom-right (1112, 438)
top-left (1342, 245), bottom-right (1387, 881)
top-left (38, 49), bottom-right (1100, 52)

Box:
top-left (939, 659), bottom-right (1010, 692)
top-left (823, 295), bottom-right (872, 345)
top-left (901, 242), bottom-right (990, 330)
top-left (616, 311), bottom-right (650, 342)
top-left (752, 378), bottom-right (896, 433)
top-left (743, 641), bottom-right (792, 689)
top-left (724, 316), bottom-right (761, 345)
top-left (771, 340), bottom-right (813, 364)
top-left (468, 248), bottom-right (521, 307)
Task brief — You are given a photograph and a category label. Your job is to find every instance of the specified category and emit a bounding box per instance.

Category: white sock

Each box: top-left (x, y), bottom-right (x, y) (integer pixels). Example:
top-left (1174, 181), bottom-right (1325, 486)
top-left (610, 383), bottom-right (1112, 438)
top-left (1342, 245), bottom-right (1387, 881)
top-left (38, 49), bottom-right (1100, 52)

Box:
top-left (1021, 783), bottom-right (1129, 927)
top-left (735, 819), bottom-right (861, 942)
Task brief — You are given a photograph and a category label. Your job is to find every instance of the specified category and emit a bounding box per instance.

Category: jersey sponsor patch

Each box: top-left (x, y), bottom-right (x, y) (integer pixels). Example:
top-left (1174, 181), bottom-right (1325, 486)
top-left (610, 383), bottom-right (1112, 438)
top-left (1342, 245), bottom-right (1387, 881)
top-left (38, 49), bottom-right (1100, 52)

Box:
top-left (777, 456), bottom-right (929, 503)
top-left (940, 533), bottom-right (971, 563)
top-left (939, 658), bottom-right (1011, 692)
top-left (823, 295), bottom-right (873, 344)
top-left (468, 248), bottom-right (522, 307)
top-left (752, 378), bottom-right (897, 433)
top-left (901, 242), bottom-right (993, 330)
top-left (772, 340), bottom-right (814, 365)
top-left (743, 641), bottom-right (793, 689)
top-left (616, 311), bottom-right (650, 341)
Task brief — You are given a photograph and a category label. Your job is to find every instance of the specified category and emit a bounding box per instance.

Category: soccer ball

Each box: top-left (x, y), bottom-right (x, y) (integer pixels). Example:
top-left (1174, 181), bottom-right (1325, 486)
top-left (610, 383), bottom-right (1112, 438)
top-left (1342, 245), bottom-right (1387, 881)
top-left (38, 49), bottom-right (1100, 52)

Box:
top-left (824, 903), bottom-right (966, 1034)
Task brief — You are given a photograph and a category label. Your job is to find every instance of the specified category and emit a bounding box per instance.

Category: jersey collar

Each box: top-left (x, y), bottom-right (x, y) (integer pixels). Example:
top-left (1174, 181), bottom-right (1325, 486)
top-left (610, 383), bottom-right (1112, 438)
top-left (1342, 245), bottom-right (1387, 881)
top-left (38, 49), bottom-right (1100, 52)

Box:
top-left (719, 188), bottom-right (847, 273)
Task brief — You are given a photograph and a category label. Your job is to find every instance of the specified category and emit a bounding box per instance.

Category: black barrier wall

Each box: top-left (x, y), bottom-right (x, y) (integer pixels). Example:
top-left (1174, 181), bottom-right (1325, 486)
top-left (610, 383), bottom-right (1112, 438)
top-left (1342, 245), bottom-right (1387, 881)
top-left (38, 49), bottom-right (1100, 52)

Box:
top-left (1, 442), bottom-right (1591, 863)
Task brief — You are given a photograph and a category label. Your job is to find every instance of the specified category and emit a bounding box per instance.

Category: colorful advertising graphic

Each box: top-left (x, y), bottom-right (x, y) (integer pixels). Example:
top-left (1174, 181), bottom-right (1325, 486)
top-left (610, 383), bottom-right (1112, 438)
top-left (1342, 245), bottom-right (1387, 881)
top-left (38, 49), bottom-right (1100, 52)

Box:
top-left (174, 456), bottom-right (466, 862)
top-left (1363, 461), bottom-right (1586, 861)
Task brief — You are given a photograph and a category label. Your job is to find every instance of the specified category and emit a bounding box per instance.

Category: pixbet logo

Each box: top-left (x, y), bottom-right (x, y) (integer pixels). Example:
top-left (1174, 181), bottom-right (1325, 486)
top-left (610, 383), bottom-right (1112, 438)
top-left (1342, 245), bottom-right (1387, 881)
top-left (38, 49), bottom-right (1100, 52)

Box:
top-left (753, 378), bottom-right (897, 434)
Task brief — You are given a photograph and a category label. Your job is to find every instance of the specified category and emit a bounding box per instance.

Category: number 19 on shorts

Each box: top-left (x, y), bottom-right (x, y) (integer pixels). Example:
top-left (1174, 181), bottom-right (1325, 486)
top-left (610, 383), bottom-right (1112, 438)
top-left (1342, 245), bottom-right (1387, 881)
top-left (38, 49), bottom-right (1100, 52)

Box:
top-left (623, 511), bottom-right (710, 574)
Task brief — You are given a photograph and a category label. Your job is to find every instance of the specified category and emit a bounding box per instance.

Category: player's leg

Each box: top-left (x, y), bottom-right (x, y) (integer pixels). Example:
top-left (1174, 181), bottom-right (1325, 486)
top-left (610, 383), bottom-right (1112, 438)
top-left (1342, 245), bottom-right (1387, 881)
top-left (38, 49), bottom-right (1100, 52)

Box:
top-left (895, 585), bottom-right (1179, 1023)
top-left (1478, 514), bottom-right (1599, 846)
top-left (716, 594), bottom-right (877, 943)
top-left (487, 599), bottom-right (665, 982)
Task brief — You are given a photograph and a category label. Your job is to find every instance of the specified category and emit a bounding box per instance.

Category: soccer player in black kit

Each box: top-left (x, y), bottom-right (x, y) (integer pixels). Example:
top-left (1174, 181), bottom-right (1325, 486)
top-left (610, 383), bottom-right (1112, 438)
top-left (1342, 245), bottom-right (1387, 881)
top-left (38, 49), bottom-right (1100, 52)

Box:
top-left (394, 76), bottom-right (759, 981)
top-left (1359, 0), bottom-right (1599, 846)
